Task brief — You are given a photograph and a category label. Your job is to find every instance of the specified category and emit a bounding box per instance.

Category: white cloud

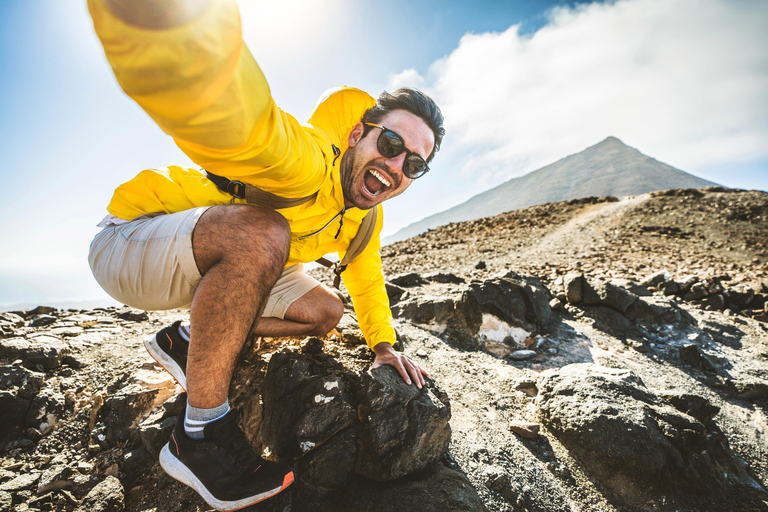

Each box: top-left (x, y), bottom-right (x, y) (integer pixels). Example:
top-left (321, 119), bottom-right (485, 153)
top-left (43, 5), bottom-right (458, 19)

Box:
top-left (423, 0), bottom-right (768, 185)
top-left (387, 68), bottom-right (426, 91)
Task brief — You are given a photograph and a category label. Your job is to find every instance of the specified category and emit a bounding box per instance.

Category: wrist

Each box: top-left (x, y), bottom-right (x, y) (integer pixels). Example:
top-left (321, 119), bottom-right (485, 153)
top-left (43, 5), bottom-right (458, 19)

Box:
top-left (373, 342), bottom-right (394, 355)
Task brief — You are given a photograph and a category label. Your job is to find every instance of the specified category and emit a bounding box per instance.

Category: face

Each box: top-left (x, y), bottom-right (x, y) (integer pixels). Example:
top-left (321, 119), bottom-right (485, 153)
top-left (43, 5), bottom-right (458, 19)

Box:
top-left (340, 109), bottom-right (435, 210)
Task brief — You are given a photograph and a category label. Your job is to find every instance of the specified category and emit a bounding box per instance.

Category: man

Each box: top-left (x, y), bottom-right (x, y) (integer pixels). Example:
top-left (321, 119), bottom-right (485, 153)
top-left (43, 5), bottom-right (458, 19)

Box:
top-left (87, 0), bottom-right (444, 510)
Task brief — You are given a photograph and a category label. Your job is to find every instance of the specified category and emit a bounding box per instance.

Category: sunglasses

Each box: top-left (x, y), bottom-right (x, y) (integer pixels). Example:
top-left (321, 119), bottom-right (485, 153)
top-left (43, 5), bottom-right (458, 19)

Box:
top-left (364, 123), bottom-right (429, 179)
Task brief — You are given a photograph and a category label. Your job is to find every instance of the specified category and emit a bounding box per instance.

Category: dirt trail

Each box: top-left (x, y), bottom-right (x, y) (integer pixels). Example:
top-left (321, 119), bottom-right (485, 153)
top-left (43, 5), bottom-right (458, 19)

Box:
top-left (516, 194), bottom-right (648, 262)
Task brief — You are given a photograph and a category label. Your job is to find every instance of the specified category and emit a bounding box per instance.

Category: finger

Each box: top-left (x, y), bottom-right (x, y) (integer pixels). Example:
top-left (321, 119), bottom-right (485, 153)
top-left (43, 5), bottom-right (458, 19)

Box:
top-left (396, 360), bottom-right (411, 385)
top-left (404, 358), bottom-right (422, 389)
top-left (406, 359), bottom-right (423, 388)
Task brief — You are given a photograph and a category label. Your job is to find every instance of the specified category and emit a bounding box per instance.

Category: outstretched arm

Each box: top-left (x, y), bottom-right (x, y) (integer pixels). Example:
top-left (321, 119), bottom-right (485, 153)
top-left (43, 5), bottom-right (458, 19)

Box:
top-left (102, 0), bottom-right (211, 29)
top-left (89, 0), bottom-right (326, 194)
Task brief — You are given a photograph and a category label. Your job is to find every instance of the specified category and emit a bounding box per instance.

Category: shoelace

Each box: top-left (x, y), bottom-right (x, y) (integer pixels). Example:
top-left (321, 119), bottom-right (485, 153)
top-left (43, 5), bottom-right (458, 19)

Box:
top-left (216, 413), bottom-right (265, 470)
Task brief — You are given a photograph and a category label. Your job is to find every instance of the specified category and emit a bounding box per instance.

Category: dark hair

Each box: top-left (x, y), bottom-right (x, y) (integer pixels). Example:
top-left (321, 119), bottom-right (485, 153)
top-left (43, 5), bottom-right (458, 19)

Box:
top-left (361, 88), bottom-right (445, 163)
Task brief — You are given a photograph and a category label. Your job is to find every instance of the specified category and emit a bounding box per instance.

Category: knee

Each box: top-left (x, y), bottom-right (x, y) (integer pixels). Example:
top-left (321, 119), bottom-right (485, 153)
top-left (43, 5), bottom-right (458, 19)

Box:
top-left (236, 206), bottom-right (291, 256)
top-left (194, 205), bottom-right (292, 274)
top-left (308, 292), bottom-right (344, 336)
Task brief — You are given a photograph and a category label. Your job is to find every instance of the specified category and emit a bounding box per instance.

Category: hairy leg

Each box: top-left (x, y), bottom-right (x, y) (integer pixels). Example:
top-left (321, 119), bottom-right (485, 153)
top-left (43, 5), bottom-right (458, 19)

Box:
top-left (187, 205), bottom-right (290, 409)
top-left (252, 284), bottom-right (344, 337)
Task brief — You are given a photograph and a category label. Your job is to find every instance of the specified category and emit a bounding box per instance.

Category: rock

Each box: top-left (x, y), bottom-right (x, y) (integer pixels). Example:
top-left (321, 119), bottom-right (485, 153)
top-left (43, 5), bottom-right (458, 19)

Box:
top-left (122, 447), bottom-right (151, 480)
top-left (28, 315), bottom-right (57, 327)
top-left (640, 270), bottom-right (670, 288)
top-left (658, 280), bottom-right (680, 296)
top-left (260, 351), bottom-right (357, 492)
top-left (699, 294), bottom-right (726, 310)
top-left (105, 384), bottom-right (160, 443)
top-left (389, 273), bottom-right (427, 288)
top-left (0, 313), bottom-right (24, 328)
top-left (114, 308), bottom-right (148, 322)
top-left (353, 365), bottom-right (451, 481)
top-left (335, 463), bottom-right (484, 512)
top-left (679, 344), bottom-right (718, 372)
top-left (25, 389), bottom-right (65, 431)
top-left (384, 282), bottom-right (407, 305)
top-left (76, 476), bottom-right (124, 512)
top-left (678, 275), bottom-right (699, 294)
top-left (730, 378), bottom-right (768, 401)
top-left (536, 364), bottom-right (768, 509)
top-left (582, 277), bottom-right (638, 313)
top-left (300, 336), bottom-right (324, 355)
top-left (507, 350), bottom-right (537, 361)
top-left (0, 338), bottom-right (31, 359)
top-left (0, 366), bottom-right (45, 401)
top-left (391, 296), bottom-right (455, 327)
top-left (138, 415), bottom-right (176, 460)
top-left (549, 297), bottom-right (565, 312)
top-left (512, 378), bottom-right (538, 397)
top-left (625, 296), bottom-right (691, 324)
top-left (23, 336), bottom-right (70, 371)
top-left (509, 420), bottom-right (540, 438)
top-left (392, 291), bottom-right (481, 338)
top-left (27, 306), bottom-right (58, 317)
top-left (424, 271), bottom-right (465, 284)
top-left (0, 491), bottom-right (10, 511)
top-left (724, 285), bottom-right (755, 309)
top-left (0, 390), bottom-right (30, 436)
top-left (37, 465), bottom-right (78, 494)
top-left (466, 272), bottom-right (551, 332)
top-left (580, 306), bottom-right (633, 336)
top-left (0, 472), bottom-right (40, 492)
top-left (685, 282), bottom-right (709, 301)
top-left (563, 272), bottom-right (584, 303)
top-left (482, 465), bottom-right (510, 491)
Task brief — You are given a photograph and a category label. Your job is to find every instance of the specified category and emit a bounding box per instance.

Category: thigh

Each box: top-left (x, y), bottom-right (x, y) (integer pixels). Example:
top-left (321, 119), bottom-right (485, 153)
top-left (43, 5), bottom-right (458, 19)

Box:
top-left (88, 208), bottom-right (209, 310)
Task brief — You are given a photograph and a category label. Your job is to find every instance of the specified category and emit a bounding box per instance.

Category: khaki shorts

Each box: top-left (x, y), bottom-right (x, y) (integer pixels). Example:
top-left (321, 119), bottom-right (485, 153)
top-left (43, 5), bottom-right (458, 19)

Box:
top-left (88, 207), bottom-right (320, 317)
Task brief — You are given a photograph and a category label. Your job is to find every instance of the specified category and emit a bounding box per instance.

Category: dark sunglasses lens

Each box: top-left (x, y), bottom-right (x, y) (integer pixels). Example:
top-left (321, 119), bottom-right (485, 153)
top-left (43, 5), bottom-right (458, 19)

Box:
top-left (377, 129), bottom-right (404, 158)
top-left (404, 155), bottom-right (428, 179)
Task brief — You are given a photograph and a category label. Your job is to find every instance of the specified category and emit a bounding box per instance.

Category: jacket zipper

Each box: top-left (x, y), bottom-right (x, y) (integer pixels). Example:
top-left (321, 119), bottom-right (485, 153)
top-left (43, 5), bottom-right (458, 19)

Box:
top-left (297, 144), bottom-right (347, 241)
top-left (297, 207), bottom-right (349, 241)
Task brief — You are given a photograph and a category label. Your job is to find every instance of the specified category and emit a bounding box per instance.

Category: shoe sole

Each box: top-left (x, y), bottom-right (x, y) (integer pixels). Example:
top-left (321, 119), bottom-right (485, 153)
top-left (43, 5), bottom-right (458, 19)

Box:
top-left (144, 333), bottom-right (187, 391)
top-left (159, 443), bottom-right (294, 511)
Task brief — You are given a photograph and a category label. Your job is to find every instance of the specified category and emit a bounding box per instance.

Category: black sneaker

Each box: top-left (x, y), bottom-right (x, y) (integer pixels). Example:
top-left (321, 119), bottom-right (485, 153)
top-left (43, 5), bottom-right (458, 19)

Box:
top-left (144, 321), bottom-right (189, 390)
top-left (159, 408), bottom-right (294, 511)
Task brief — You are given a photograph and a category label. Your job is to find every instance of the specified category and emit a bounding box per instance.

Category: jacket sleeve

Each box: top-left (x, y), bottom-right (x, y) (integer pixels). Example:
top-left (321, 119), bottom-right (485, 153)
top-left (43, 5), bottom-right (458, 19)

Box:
top-left (341, 206), bottom-right (397, 351)
top-left (88, 0), bottom-right (326, 197)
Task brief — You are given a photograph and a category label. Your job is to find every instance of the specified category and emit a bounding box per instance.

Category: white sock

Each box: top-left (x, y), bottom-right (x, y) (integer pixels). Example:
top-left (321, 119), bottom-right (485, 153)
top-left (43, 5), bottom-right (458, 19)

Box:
top-left (177, 323), bottom-right (191, 342)
top-left (185, 400), bottom-right (230, 440)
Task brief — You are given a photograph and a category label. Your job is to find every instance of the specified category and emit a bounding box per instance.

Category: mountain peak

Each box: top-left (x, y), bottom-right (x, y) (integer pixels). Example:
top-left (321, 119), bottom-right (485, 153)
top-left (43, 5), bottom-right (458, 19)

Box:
top-left (385, 138), bottom-right (720, 245)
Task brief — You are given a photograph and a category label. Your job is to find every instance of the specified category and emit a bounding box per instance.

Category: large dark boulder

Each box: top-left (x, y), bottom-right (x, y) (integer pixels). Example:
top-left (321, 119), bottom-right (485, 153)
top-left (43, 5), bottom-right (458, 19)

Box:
top-left (244, 348), bottom-right (452, 509)
top-left (535, 364), bottom-right (768, 510)
top-left (352, 365), bottom-right (451, 481)
top-left (260, 351), bottom-right (357, 494)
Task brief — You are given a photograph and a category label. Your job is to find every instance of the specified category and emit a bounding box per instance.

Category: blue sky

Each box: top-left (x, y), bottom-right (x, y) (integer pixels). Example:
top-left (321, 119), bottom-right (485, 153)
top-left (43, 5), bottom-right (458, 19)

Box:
top-left (0, 0), bottom-right (766, 309)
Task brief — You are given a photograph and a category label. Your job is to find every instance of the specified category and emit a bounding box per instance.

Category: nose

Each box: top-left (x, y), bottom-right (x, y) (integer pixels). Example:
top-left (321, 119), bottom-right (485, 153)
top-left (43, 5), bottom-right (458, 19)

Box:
top-left (384, 152), bottom-right (407, 177)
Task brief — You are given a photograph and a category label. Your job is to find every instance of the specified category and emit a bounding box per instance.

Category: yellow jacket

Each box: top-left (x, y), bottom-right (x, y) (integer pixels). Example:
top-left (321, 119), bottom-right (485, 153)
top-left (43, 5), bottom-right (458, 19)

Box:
top-left (89, 0), bottom-right (395, 350)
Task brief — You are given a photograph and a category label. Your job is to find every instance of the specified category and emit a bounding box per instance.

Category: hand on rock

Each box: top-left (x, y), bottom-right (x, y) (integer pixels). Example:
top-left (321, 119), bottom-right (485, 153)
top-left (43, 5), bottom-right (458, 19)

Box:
top-left (372, 342), bottom-right (429, 389)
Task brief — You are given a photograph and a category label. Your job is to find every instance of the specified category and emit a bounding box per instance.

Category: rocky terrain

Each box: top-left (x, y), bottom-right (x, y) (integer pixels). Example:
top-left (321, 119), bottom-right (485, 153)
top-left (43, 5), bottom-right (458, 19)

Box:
top-left (2, 186), bottom-right (768, 511)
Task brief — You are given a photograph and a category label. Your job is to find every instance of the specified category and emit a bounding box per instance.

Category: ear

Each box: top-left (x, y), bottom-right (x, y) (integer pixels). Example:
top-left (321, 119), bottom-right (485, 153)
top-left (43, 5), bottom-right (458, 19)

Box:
top-left (348, 122), bottom-right (364, 147)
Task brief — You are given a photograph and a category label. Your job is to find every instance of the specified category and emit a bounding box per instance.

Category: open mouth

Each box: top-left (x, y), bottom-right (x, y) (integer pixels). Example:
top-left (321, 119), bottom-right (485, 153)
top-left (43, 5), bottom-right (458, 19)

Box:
top-left (362, 168), bottom-right (392, 198)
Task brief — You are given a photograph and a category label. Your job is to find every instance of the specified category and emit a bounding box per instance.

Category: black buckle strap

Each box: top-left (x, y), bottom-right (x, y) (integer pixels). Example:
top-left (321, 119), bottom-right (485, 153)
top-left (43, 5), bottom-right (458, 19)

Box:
top-left (226, 180), bottom-right (246, 199)
top-left (204, 170), bottom-right (247, 199)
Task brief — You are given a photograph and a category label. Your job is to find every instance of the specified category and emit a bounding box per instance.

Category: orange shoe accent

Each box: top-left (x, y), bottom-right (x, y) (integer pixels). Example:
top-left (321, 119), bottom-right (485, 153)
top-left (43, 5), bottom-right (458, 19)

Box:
top-left (282, 471), bottom-right (294, 489)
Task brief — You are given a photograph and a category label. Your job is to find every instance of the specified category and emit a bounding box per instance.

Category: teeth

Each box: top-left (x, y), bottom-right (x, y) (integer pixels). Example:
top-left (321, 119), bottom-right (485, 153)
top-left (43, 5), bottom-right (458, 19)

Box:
top-left (369, 169), bottom-right (391, 188)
